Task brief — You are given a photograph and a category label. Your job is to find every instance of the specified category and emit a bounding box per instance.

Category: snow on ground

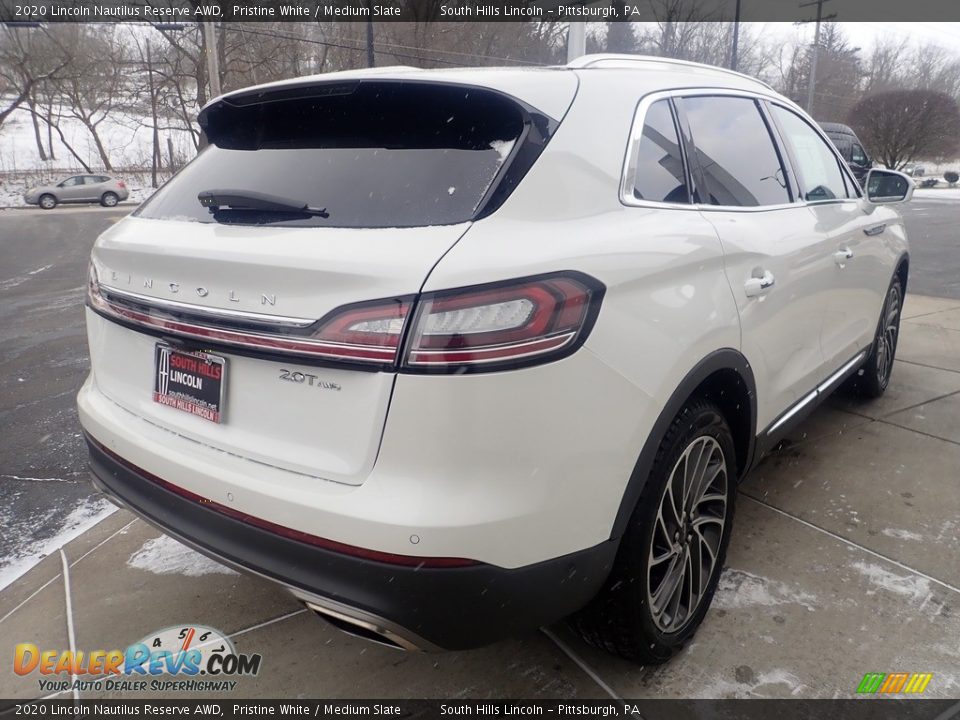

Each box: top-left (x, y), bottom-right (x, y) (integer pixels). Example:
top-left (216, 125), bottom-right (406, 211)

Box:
top-left (881, 528), bottom-right (924, 541)
top-left (712, 568), bottom-right (819, 611)
top-left (0, 101), bottom-right (196, 175)
top-left (0, 497), bottom-right (117, 591)
top-left (850, 560), bottom-right (932, 603)
top-left (0, 169), bottom-right (165, 208)
top-left (127, 535), bottom-right (237, 577)
top-left (914, 187), bottom-right (960, 200)
top-left (0, 99), bottom-right (195, 207)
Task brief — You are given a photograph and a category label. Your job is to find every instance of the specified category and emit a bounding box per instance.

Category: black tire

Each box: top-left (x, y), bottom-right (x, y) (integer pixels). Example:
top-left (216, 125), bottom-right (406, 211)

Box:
top-left (39, 194), bottom-right (57, 210)
top-left (100, 192), bottom-right (119, 207)
top-left (847, 276), bottom-right (903, 399)
top-left (570, 398), bottom-right (737, 664)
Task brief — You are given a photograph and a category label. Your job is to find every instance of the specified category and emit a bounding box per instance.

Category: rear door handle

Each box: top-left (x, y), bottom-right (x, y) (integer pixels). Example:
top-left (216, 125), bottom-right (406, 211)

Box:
top-left (744, 270), bottom-right (776, 298)
top-left (834, 248), bottom-right (854, 267)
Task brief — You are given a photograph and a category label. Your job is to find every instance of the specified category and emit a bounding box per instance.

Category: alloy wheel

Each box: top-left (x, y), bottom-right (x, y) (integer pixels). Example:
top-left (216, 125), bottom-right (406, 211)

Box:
top-left (875, 284), bottom-right (901, 387)
top-left (647, 435), bottom-right (728, 633)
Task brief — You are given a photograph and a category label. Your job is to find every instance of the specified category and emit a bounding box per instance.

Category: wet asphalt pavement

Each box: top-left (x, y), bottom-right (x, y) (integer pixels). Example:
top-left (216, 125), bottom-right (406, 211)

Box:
top-left (0, 197), bottom-right (958, 586)
top-left (0, 206), bottom-right (125, 578)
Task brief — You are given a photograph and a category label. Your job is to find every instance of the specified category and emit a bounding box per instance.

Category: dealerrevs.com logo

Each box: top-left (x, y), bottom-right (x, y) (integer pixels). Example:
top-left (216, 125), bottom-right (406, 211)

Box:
top-left (14, 624), bottom-right (261, 694)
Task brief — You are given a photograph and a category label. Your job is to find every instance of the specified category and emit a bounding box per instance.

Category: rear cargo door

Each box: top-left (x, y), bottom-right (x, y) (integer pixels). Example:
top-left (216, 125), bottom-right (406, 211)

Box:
top-left (86, 77), bottom-right (575, 486)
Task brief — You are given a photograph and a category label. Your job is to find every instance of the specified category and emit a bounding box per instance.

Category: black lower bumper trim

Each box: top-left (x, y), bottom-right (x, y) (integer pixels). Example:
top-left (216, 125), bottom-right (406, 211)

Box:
top-left (84, 433), bottom-right (618, 650)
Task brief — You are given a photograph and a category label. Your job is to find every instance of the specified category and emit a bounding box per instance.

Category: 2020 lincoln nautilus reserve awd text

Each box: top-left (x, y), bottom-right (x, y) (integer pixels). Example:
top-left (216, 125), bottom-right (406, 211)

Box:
top-left (79, 54), bottom-right (913, 662)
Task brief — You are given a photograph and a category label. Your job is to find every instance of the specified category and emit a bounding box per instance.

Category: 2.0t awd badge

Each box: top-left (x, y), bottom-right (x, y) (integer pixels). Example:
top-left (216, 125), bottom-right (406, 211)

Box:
top-left (279, 369), bottom-right (342, 391)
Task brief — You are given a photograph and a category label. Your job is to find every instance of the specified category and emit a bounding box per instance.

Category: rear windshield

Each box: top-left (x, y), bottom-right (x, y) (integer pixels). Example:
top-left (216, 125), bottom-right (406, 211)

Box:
top-left (136, 83), bottom-right (528, 228)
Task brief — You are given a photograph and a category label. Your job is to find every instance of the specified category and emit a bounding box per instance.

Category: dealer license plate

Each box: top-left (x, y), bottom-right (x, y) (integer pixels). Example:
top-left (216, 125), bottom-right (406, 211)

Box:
top-left (153, 345), bottom-right (226, 424)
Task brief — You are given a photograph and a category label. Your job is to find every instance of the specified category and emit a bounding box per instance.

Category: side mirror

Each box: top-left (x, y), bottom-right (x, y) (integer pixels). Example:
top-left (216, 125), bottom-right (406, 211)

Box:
top-left (865, 169), bottom-right (913, 205)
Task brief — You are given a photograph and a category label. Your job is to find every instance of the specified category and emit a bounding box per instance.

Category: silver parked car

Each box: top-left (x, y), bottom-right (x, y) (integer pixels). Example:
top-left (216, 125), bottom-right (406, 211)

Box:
top-left (24, 174), bottom-right (129, 209)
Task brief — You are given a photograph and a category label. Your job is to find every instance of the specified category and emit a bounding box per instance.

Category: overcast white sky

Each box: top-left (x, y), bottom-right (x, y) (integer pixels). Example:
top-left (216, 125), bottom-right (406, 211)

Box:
top-left (759, 22), bottom-right (960, 51)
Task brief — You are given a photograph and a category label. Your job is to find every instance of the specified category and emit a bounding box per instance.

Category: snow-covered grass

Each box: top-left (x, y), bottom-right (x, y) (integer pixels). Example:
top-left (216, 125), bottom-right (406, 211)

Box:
top-left (0, 99), bottom-right (196, 175)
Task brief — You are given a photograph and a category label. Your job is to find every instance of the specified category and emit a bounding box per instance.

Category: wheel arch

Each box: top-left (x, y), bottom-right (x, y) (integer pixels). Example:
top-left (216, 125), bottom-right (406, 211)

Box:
top-left (895, 251), bottom-right (909, 294)
top-left (610, 348), bottom-right (756, 540)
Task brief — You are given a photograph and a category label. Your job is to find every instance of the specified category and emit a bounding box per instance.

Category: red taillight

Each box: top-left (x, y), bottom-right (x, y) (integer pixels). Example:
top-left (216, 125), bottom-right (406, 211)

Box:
top-left (403, 273), bottom-right (603, 372)
top-left (87, 264), bottom-right (602, 372)
top-left (117, 181), bottom-right (127, 189)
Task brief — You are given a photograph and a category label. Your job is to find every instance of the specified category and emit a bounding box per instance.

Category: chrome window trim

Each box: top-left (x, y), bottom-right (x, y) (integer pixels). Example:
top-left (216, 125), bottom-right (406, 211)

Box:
top-left (620, 86), bottom-right (863, 214)
top-left (619, 89), bottom-right (701, 211)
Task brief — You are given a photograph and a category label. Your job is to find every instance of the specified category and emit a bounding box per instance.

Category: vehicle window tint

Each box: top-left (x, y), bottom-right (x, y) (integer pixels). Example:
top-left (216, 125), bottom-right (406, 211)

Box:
top-left (851, 144), bottom-right (867, 165)
top-left (137, 83), bottom-right (531, 228)
top-left (680, 96), bottom-right (789, 207)
top-left (771, 106), bottom-right (850, 202)
top-left (632, 100), bottom-right (688, 204)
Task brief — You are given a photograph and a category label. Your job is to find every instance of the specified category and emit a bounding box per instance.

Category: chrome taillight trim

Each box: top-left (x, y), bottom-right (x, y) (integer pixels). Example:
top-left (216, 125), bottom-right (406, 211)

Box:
top-left (90, 290), bottom-right (399, 364)
top-left (100, 285), bottom-right (316, 328)
top-left (406, 332), bottom-right (576, 366)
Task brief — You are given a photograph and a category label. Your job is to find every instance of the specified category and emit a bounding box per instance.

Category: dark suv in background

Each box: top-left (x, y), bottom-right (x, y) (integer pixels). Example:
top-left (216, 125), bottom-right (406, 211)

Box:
top-left (820, 122), bottom-right (872, 184)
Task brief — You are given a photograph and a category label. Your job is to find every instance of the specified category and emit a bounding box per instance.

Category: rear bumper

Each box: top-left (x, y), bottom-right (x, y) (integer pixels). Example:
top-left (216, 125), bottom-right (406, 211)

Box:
top-left (84, 432), bottom-right (617, 651)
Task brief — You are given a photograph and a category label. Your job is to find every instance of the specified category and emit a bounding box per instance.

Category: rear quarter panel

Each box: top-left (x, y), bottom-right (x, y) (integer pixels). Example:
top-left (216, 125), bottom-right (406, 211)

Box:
top-left (409, 73), bottom-right (742, 561)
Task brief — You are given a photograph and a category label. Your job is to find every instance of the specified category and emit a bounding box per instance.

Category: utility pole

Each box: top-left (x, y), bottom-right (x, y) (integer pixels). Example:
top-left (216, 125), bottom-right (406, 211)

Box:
top-left (566, 23), bottom-right (586, 63)
top-left (203, 21), bottom-right (221, 99)
top-left (365, 4), bottom-right (375, 68)
top-left (146, 40), bottom-right (160, 188)
top-left (730, 0), bottom-right (741, 71)
top-left (799, 0), bottom-right (834, 115)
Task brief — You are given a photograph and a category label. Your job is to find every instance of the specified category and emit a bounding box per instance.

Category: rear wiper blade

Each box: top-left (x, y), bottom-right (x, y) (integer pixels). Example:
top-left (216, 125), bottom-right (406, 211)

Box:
top-left (198, 189), bottom-right (329, 218)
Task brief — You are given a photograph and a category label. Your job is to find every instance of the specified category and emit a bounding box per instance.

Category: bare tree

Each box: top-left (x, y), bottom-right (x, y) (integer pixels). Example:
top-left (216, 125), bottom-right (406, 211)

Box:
top-left (46, 25), bottom-right (131, 170)
top-left (849, 89), bottom-right (960, 169)
top-left (861, 35), bottom-right (909, 97)
top-left (0, 25), bottom-right (70, 133)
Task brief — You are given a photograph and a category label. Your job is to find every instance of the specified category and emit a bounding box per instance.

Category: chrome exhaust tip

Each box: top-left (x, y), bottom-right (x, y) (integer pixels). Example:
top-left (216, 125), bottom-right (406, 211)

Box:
top-left (304, 602), bottom-right (422, 652)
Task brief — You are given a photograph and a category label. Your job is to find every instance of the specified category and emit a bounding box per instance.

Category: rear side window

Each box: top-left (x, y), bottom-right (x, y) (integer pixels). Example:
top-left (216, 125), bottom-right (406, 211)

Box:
top-left (680, 96), bottom-right (790, 207)
top-left (631, 100), bottom-right (688, 204)
top-left (771, 105), bottom-right (850, 202)
top-left (137, 83), bottom-right (537, 228)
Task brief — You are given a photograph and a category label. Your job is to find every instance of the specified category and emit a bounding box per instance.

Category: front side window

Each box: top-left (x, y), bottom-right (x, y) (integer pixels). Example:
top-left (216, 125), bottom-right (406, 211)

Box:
top-left (851, 144), bottom-right (868, 165)
top-left (680, 96), bottom-right (790, 207)
top-left (631, 99), bottom-right (688, 204)
top-left (61, 177), bottom-right (81, 187)
top-left (771, 106), bottom-right (850, 202)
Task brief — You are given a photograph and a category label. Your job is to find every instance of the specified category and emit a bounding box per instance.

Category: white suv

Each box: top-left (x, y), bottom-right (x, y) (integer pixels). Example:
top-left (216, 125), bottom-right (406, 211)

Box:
top-left (78, 55), bottom-right (912, 662)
